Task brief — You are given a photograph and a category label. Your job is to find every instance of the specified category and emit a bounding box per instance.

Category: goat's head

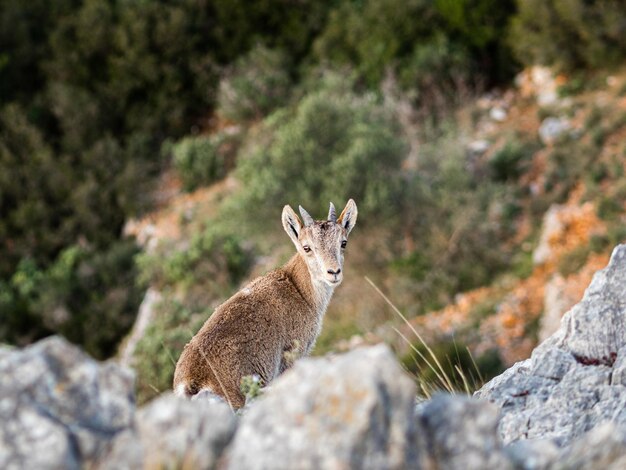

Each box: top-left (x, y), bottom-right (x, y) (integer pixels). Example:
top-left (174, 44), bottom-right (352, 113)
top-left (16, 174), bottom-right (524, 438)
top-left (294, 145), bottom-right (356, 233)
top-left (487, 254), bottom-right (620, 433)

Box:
top-left (282, 199), bottom-right (358, 286)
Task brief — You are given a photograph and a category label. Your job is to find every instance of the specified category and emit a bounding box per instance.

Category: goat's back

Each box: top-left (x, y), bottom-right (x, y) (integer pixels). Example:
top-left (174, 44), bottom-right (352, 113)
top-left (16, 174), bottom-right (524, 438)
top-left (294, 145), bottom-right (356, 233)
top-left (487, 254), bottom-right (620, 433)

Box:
top-left (173, 264), bottom-right (317, 407)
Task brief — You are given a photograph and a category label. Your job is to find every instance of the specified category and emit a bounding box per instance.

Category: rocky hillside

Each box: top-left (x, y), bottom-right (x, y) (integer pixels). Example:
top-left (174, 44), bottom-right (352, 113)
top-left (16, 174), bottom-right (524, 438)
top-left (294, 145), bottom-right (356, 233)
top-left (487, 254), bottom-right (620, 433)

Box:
top-left (4, 243), bottom-right (626, 469)
top-left (120, 65), bottom-right (626, 403)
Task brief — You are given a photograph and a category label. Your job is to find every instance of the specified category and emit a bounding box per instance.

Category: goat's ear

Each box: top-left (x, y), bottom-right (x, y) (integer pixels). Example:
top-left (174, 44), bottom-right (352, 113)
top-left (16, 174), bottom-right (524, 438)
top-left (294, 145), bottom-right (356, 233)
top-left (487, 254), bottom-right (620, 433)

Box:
top-left (338, 199), bottom-right (358, 235)
top-left (282, 205), bottom-right (302, 245)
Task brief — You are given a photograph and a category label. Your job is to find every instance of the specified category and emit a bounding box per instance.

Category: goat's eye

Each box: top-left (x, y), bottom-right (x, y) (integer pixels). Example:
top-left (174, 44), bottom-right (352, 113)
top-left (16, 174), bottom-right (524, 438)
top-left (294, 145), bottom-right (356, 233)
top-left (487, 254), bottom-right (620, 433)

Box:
top-left (303, 245), bottom-right (312, 253)
top-left (341, 240), bottom-right (347, 249)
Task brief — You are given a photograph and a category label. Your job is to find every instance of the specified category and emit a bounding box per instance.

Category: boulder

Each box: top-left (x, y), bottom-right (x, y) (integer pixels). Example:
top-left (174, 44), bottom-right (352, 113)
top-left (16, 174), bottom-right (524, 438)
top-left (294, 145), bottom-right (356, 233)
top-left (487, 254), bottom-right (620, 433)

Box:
top-left (117, 287), bottom-right (162, 368)
top-left (101, 393), bottom-right (236, 470)
top-left (556, 422), bottom-right (626, 469)
top-left (415, 394), bottom-right (512, 470)
top-left (228, 345), bottom-right (418, 470)
top-left (0, 336), bottom-right (134, 469)
top-left (504, 439), bottom-right (559, 470)
top-left (538, 117), bottom-right (570, 145)
top-left (477, 244), bottom-right (626, 446)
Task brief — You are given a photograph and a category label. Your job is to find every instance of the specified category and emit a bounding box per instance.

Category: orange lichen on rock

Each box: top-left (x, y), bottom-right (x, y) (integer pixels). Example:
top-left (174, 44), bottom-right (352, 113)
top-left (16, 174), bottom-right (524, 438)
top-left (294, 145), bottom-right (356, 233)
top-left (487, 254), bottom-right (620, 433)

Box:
top-left (533, 187), bottom-right (605, 269)
top-left (409, 286), bottom-right (495, 338)
top-left (477, 267), bottom-right (547, 364)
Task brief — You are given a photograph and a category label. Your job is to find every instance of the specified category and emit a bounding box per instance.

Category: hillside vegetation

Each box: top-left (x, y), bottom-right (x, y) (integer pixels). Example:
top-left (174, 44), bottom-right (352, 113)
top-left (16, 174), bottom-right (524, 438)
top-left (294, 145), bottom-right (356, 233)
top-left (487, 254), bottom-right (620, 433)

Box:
top-left (2, 0), bottom-right (626, 402)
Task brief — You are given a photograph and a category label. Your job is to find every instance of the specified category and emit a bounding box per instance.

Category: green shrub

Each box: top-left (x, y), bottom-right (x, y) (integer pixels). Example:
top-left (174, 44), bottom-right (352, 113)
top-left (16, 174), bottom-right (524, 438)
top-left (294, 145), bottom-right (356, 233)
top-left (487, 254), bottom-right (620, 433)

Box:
top-left (509, 0), bottom-right (626, 72)
top-left (133, 299), bottom-right (207, 404)
top-left (314, 0), bottom-right (516, 88)
top-left (489, 137), bottom-right (538, 182)
top-left (172, 133), bottom-right (237, 191)
top-left (390, 123), bottom-right (514, 312)
top-left (313, 0), bottom-right (434, 86)
top-left (137, 226), bottom-right (252, 303)
top-left (217, 45), bottom-right (292, 122)
top-left (398, 34), bottom-right (474, 114)
top-left (0, 240), bottom-right (144, 359)
top-left (229, 77), bottom-right (407, 231)
top-left (2, 0), bottom-right (328, 354)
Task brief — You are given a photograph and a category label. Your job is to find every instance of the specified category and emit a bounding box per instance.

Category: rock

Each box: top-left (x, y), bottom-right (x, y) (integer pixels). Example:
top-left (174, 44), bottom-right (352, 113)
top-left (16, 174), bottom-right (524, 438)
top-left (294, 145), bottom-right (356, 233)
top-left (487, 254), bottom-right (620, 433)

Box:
top-left (467, 139), bottom-right (490, 158)
top-left (228, 345), bottom-right (417, 470)
top-left (101, 393), bottom-right (236, 470)
top-left (556, 422), bottom-right (626, 469)
top-left (515, 66), bottom-right (559, 107)
top-left (538, 244), bottom-right (626, 359)
top-left (532, 205), bottom-right (563, 266)
top-left (504, 439), bottom-right (559, 470)
top-left (118, 287), bottom-right (162, 368)
top-left (538, 117), bottom-right (570, 145)
top-left (0, 336), bottom-right (135, 470)
top-left (477, 245), bottom-right (626, 446)
top-left (490, 106), bottom-right (507, 122)
top-left (532, 202), bottom-right (601, 267)
top-left (539, 274), bottom-right (574, 341)
top-left (415, 394), bottom-right (512, 470)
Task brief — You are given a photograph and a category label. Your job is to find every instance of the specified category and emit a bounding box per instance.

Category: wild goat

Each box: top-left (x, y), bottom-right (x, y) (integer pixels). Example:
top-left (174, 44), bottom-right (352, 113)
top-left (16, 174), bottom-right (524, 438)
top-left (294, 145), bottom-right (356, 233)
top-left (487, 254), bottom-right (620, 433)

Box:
top-left (173, 199), bottom-right (358, 408)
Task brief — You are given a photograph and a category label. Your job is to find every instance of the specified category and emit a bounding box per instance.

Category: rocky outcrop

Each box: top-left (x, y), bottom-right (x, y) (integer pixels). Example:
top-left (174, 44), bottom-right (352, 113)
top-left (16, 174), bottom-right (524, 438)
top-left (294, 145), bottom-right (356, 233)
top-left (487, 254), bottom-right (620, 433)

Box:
top-left (117, 287), bottom-right (162, 368)
top-left (0, 336), bottom-right (236, 470)
top-left (0, 336), bottom-right (134, 469)
top-left (228, 345), bottom-right (419, 469)
top-left (415, 394), bottom-right (512, 470)
top-left (101, 393), bottom-right (236, 470)
top-left (477, 244), bottom-right (626, 447)
top-left (538, 116), bottom-right (571, 145)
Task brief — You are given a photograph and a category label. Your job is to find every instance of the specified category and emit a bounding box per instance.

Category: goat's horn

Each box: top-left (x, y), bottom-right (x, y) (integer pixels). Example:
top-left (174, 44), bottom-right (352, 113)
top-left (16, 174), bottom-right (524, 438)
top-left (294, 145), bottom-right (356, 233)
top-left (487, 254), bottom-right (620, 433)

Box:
top-left (328, 202), bottom-right (337, 222)
top-left (299, 205), bottom-right (314, 227)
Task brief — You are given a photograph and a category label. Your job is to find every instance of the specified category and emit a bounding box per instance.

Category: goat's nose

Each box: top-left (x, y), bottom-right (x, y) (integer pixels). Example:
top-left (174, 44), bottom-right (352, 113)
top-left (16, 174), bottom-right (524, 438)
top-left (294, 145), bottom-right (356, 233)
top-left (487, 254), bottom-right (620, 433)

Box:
top-left (327, 268), bottom-right (341, 275)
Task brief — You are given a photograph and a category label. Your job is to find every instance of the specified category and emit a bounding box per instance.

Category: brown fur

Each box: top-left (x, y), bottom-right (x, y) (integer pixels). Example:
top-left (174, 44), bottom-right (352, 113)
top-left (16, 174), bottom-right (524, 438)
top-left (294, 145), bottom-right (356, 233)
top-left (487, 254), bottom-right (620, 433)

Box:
top-left (173, 200), bottom-right (358, 408)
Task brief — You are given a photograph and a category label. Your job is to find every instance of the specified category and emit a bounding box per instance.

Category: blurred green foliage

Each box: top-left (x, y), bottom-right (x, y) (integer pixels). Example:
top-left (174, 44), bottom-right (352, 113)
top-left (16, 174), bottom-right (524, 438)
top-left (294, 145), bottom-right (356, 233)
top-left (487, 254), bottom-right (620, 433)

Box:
top-left (172, 134), bottom-right (228, 192)
top-left (391, 125), bottom-right (515, 313)
top-left (510, 0), bottom-right (626, 72)
top-left (137, 226), bottom-right (253, 299)
top-left (398, 34), bottom-right (474, 114)
top-left (133, 299), bottom-right (207, 404)
top-left (218, 44), bottom-right (292, 122)
top-left (0, 0), bottom-right (325, 352)
top-left (489, 136), bottom-right (539, 182)
top-left (0, 240), bottom-right (142, 359)
top-left (230, 74), bottom-right (407, 229)
top-left (314, 0), bottom-right (517, 98)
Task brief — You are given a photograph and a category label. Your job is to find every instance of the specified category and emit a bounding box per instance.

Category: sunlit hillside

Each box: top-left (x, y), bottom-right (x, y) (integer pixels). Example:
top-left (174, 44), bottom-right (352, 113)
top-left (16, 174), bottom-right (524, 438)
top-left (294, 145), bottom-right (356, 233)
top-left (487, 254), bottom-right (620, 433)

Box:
top-left (116, 65), bottom-right (626, 401)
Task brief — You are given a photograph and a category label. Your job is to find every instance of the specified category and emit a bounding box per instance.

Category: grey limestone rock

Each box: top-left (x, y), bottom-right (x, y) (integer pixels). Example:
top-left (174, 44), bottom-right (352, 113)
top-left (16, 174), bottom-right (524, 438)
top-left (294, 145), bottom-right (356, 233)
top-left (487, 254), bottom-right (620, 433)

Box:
top-left (477, 244), bottom-right (626, 445)
top-left (0, 336), bottom-right (135, 469)
top-left (554, 422), bottom-right (626, 470)
top-left (101, 393), bottom-right (236, 470)
top-left (538, 117), bottom-right (571, 145)
top-left (228, 344), bottom-right (418, 470)
top-left (504, 439), bottom-right (560, 470)
top-left (415, 394), bottom-right (513, 470)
